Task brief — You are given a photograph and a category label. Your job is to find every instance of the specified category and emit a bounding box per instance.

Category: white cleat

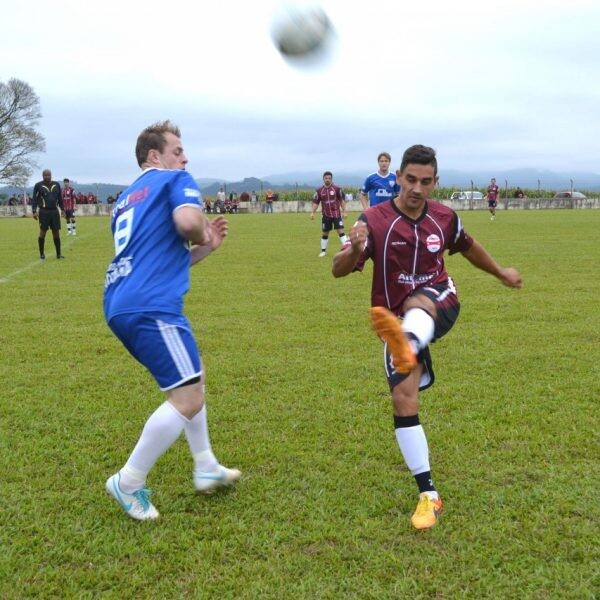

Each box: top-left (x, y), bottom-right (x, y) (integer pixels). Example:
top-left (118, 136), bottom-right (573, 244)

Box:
top-left (105, 473), bottom-right (159, 521)
top-left (194, 464), bottom-right (241, 493)
top-left (318, 251), bottom-right (326, 257)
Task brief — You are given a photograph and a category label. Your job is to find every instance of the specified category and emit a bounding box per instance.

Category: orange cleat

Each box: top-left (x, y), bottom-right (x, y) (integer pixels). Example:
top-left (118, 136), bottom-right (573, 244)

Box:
top-left (411, 493), bottom-right (443, 530)
top-left (369, 306), bottom-right (417, 374)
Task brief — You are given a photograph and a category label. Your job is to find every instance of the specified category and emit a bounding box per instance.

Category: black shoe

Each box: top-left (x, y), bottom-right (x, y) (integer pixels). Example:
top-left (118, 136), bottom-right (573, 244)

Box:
top-left (57, 255), bottom-right (65, 259)
top-left (40, 254), bottom-right (45, 260)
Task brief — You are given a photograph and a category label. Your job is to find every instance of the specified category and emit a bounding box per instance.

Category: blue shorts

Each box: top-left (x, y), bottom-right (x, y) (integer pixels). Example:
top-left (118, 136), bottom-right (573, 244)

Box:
top-left (108, 312), bottom-right (202, 391)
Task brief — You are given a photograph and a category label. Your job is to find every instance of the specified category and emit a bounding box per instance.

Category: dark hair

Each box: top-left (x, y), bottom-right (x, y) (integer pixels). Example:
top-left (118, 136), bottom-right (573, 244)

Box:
top-left (135, 120), bottom-right (181, 167)
top-left (400, 145), bottom-right (438, 175)
top-left (377, 152), bottom-right (391, 162)
top-left (63, 178), bottom-right (69, 183)
top-left (323, 171), bottom-right (333, 178)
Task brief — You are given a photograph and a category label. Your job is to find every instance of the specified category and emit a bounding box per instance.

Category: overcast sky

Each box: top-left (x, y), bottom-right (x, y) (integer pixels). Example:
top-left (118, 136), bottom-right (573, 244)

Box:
top-left (3, 0), bottom-right (599, 186)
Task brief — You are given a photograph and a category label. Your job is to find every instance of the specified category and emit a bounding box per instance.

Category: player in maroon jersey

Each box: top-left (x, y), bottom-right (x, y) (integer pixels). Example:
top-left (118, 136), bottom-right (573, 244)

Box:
top-left (486, 177), bottom-right (500, 220)
top-left (310, 171), bottom-right (348, 257)
top-left (61, 178), bottom-right (77, 236)
top-left (332, 145), bottom-right (522, 529)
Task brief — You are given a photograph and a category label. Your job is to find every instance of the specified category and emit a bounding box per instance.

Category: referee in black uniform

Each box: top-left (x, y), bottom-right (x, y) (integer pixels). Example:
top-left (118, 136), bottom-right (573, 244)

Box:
top-left (32, 169), bottom-right (65, 259)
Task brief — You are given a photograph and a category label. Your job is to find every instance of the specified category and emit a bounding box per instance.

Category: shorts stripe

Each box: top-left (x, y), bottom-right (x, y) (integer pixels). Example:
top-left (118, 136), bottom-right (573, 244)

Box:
top-left (157, 319), bottom-right (195, 380)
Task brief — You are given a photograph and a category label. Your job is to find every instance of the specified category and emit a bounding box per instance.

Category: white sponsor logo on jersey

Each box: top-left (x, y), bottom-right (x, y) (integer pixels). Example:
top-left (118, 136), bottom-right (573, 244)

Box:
top-left (426, 234), bottom-right (441, 252)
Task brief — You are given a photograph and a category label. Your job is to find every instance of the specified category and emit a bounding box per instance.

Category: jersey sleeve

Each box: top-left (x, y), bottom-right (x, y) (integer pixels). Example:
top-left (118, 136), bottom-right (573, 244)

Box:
top-left (360, 175), bottom-right (371, 195)
top-left (447, 212), bottom-right (474, 254)
top-left (169, 171), bottom-right (203, 212)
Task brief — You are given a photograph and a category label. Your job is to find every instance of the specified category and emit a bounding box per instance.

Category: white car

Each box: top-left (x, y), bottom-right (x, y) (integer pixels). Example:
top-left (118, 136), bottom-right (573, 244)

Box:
top-left (449, 191), bottom-right (484, 201)
top-left (553, 191), bottom-right (587, 200)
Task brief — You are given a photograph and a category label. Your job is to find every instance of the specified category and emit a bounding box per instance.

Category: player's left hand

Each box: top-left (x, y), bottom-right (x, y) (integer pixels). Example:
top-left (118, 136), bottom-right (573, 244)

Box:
top-left (207, 216), bottom-right (228, 251)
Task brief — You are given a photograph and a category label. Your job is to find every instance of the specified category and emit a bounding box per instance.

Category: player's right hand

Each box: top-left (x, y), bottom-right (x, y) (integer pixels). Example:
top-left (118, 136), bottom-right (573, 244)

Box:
top-left (349, 221), bottom-right (368, 252)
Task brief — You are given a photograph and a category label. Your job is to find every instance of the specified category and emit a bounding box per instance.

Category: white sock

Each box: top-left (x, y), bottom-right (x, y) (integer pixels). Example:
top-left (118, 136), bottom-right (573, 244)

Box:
top-left (339, 234), bottom-right (348, 244)
top-left (184, 405), bottom-right (218, 472)
top-left (394, 424), bottom-right (431, 475)
top-left (321, 238), bottom-right (328, 252)
top-left (402, 308), bottom-right (435, 350)
top-left (119, 401), bottom-right (186, 492)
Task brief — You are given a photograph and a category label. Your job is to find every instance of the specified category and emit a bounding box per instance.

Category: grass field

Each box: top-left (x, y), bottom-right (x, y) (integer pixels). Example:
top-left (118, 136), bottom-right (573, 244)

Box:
top-left (0, 210), bottom-right (598, 599)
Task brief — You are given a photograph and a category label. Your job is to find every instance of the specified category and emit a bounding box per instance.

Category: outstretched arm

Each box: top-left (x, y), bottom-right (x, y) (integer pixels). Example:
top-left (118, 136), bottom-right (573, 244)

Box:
top-left (461, 239), bottom-right (523, 288)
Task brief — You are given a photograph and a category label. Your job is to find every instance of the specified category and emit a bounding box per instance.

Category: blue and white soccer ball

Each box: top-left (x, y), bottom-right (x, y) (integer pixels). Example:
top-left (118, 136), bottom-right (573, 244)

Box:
top-left (271, 4), bottom-right (334, 59)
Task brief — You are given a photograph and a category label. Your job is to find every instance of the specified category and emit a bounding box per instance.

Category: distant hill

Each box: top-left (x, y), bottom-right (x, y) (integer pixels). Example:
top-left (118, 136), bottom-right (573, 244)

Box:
top-left (261, 168), bottom-right (600, 192)
top-left (2, 168), bottom-right (599, 200)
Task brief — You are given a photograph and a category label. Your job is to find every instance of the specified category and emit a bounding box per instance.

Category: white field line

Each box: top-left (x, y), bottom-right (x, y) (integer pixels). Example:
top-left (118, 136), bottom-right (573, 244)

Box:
top-left (0, 234), bottom-right (92, 284)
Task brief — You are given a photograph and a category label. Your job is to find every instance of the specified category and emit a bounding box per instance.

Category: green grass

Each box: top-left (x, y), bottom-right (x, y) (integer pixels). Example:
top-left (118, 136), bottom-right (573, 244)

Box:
top-left (0, 210), bottom-right (598, 599)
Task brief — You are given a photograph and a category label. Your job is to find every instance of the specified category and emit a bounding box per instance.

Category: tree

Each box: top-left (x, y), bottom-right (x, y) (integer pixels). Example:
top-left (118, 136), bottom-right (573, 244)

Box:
top-left (0, 78), bottom-right (45, 185)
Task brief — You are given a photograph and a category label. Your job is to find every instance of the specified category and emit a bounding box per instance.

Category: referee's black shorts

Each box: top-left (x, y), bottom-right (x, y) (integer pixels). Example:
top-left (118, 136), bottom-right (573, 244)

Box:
top-left (39, 208), bottom-right (61, 231)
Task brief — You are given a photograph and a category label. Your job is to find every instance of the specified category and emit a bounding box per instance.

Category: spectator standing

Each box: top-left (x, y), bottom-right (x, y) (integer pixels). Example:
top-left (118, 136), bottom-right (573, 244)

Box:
top-left (32, 169), bottom-right (64, 259)
top-left (310, 171), bottom-right (348, 257)
top-left (264, 189), bottom-right (275, 213)
top-left (61, 178), bottom-right (78, 236)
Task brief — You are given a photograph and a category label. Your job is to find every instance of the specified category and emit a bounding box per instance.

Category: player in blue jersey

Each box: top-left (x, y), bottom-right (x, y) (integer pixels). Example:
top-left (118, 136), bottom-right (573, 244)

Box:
top-left (359, 152), bottom-right (400, 210)
top-left (104, 120), bottom-right (240, 521)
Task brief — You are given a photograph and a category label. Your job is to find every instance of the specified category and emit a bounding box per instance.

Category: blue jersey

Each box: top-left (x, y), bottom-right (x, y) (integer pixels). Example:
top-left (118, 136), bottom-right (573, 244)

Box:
top-left (360, 171), bottom-right (399, 206)
top-left (103, 168), bottom-right (203, 321)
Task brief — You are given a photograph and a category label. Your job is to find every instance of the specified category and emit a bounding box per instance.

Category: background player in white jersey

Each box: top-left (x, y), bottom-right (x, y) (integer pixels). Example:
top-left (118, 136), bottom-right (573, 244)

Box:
top-left (103, 121), bottom-right (240, 521)
top-left (359, 151), bottom-right (399, 210)
top-left (333, 145), bottom-right (522, 529)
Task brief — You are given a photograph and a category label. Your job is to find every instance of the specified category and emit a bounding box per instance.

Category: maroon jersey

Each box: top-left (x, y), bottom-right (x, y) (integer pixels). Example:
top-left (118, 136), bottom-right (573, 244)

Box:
top-left (487, 184), bottom-right (499, 201)
top-left (353, 200), bottom-right (473, 315)
top-left (61, 187), bottom-right (77, 211)
top-left (313, 184), bottom-right (343, 218)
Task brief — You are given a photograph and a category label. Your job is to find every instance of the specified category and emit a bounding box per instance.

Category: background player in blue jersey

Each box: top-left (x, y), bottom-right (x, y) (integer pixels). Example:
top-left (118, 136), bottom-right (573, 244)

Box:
top-left (359, 151), bottom-right (400, 210)
top-left (104, 121), bottom-right (240, 521)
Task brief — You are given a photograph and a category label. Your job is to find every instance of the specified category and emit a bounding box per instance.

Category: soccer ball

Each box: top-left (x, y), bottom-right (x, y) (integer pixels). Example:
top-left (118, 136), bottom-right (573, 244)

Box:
top-left (271, 4), bottom-right (333, 58)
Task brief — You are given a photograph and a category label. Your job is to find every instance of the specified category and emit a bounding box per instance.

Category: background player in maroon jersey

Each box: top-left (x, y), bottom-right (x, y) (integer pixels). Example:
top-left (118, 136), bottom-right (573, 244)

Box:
top-left (332, 145), bottom-right (522, 529)
top-left (310, 171), bottom-right (348, 257)
top-left (61, 178), bottom-right (77, 235)
top-left (486, 177), bottom-right (500, 220)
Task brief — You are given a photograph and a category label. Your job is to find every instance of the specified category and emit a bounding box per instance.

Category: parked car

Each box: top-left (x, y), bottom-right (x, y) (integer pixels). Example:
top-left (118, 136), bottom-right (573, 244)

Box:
top-left (449, 191), bottom-right (484, 201)
top-left (553, 191), bottom-right (587, 199)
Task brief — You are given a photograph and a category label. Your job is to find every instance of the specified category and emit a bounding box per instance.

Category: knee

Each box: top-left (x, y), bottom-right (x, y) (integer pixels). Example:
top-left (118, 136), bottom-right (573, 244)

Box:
top-left (403, 296), bottom-right (437, 319)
